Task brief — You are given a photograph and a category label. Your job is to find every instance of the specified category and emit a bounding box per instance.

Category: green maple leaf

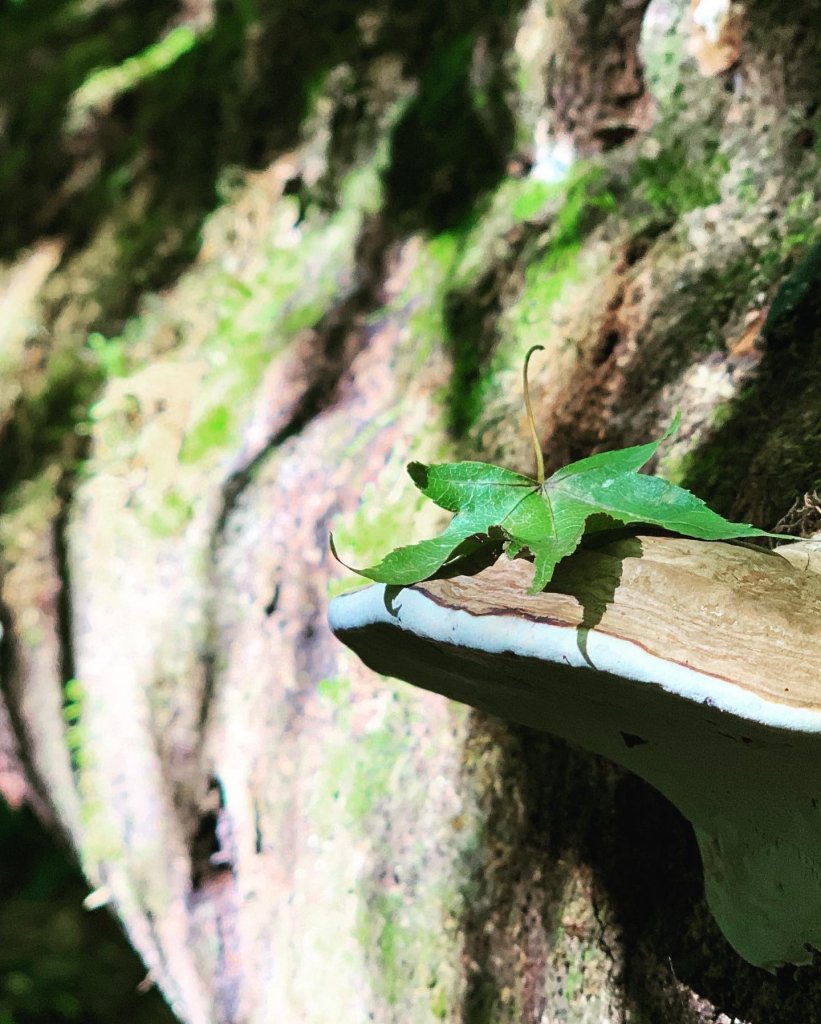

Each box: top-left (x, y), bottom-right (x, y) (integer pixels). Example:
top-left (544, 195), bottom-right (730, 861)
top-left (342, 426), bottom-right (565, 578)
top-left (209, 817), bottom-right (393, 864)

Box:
top-left (333, 347), bottom-right (783, 595)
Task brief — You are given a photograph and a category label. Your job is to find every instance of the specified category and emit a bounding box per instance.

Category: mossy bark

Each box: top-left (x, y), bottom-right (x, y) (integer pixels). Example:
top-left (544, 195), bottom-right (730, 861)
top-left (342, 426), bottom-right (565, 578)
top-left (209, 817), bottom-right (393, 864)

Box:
top-left (0, 0), bottom-right (819, 1022)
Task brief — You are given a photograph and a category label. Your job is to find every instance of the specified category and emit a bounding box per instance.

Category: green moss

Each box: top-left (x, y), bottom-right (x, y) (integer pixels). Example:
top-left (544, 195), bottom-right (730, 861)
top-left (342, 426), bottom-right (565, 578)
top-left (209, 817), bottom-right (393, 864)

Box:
top-left (463, 966), bottom-right (500, 1024)
top-left (442, 164), bottom-right (616, 437)
top-left (510, 179), bottom-right (557, 222)
top-left (427, 231), bottom-right (462, 270)
top-left (526, 241), bottom-right (583, 304)
top-left (355, 891), bottom-right (407, 1006)
top-left (0, 351), bottom-right (102, 493)
top-left (346, 727), bottom-right (404, 821)
top-left (389, 233), bottom-right (460, 373)
top-left (140, 490), bottom-right (195, 538)
top-left (780, 190), bottom-right (818, 255)
top-left (552, 166), bottom-right (616, 245)
top-left (360, 894), bottom-right (456, 1019)
top-left (748, 197), bottom-right (819, 306)
top-left (431, 984), bottom-right (449, 1019)
top-left (339, 408), bottom-right (401, 464)
top-left (59, 679), bottom-right (126, 874)
top-left (631, 140), bottom-right (728, 216)
top-left (86, 332), bottom-right (128, 378)
top-left (688, 256), bottom-right (761, 351)
top-left (736, 168), bottom-right (759, 208)
top-left (383, 27), bottom-right (515, 231)
top-left (61, 679), bottom-right (86, 782)
top-left (92, 163), bottom-right (384, 477)
top-left (0, 471), bottom-right (59, 557)
top-left (179, 404), bottom-right (232, 464)
top-left (0, 0), bottom-right (173, 254)
top-left (681, 408), bottom-right (821, 525)
top-left (564, 965), bottom-right (584, 1002)
top-left (312, 675), bottom-right (465, 1020)
top-left (195, 166), bottom-right (384, 434)
top-left (316, 676), bottom-right (351, 707)
top-left (682, 242), bottom-right (821, 524)
top-left (277, 299), bottom-right (327, 334)
top-left (67, 25), bottom-right (202, 132)
top-left (764, 236), bottom-right (821, 337)
top-left (506, 236), bottom-right (584, 358)
top-left (352, 796), bottom-right (458, 1017)
top-left (311, 683), bottom-right (412, 834)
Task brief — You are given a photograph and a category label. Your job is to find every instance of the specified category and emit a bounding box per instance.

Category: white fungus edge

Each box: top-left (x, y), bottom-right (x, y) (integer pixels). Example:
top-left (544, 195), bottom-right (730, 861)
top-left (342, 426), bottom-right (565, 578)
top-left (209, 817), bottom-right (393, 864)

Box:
top-left (328, 583), bottom-right (821, 734)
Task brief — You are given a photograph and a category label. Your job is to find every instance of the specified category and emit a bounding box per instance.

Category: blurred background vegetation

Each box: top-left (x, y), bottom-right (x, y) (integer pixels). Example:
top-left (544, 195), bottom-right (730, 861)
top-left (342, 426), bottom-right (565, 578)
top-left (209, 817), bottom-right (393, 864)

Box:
top-left (0, 801), bottom-right (175, 1023)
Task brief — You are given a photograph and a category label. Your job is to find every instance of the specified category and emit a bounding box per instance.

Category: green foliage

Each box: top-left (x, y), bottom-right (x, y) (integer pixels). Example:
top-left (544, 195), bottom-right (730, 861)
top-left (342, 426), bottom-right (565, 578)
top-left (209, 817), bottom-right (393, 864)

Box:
top-left (336, 350), bottom-right (783, 594)
top-left (335, 415), bottom-right (774, 594)
top-left (0, 802), bottom-right (175, 1024)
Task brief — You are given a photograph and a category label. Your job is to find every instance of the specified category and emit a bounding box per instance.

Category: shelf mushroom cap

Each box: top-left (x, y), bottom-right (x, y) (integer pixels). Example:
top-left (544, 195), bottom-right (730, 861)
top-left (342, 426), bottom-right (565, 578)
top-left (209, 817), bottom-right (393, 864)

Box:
top-left (328, 534), bottom-right (821, 970)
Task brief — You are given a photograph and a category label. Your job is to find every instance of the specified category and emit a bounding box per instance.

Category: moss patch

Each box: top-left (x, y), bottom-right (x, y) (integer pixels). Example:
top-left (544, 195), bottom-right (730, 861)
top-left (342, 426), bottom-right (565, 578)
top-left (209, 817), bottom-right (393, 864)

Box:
top-left (382, 0), bottom-right (527, 232)
top-left (631, 138), bottom-right (728, 218)
top-left (383, 32), bottom-right (513, 231)
top-left (682, 238), bottom-right (821, 525)
top-left (440, 163), bottom-right (617, 439)
top-left (0, 352), bottom-right (100, 491)
top-left (179, 404), bottom-right (233, 465)
top-left (67, 24), bottom-right (202, 133)
top-left (313, 675), bottom-right (466, 1022)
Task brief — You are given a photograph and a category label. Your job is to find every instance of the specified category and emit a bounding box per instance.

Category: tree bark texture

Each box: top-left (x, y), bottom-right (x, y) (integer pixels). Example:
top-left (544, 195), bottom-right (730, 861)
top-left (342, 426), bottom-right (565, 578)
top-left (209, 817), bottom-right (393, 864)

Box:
top-left (0, 0), bottom-right (820, 1021)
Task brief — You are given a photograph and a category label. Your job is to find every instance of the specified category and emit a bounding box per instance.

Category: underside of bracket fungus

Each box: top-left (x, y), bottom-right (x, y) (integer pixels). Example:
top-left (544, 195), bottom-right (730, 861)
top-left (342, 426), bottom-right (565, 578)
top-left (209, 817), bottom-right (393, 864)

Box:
top-left (329, 534), bottom-right (821, 970)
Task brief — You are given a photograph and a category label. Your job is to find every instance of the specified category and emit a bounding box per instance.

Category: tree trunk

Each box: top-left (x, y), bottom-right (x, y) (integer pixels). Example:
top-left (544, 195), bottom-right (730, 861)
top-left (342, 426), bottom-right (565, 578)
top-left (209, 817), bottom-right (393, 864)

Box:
top-left (1, 0), bottom-right (820, 1021)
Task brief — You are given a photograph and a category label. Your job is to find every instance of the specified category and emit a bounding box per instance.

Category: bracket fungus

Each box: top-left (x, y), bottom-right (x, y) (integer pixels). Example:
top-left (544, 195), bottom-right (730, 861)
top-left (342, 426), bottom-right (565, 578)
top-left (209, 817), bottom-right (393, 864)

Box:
top-left (329, 534), bottom-right (821, 970)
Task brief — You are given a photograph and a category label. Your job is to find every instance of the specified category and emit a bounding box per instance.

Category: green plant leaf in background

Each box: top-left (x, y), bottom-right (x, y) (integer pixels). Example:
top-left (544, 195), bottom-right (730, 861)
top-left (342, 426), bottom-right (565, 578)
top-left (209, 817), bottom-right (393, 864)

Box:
top-left (332, 347), bottom-right (786, 594)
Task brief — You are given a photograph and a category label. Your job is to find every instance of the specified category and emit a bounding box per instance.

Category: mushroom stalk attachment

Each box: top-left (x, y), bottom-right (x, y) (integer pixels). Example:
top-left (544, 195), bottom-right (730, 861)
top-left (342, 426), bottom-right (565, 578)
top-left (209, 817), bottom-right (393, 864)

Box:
top-left (329, 535), bottom-right (821, 970)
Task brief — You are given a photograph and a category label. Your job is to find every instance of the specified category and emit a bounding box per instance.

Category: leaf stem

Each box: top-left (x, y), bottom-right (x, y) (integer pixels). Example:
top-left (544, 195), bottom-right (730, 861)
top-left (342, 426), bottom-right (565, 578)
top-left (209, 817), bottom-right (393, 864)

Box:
top-left (523, 345), bottom-right (545, 484)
